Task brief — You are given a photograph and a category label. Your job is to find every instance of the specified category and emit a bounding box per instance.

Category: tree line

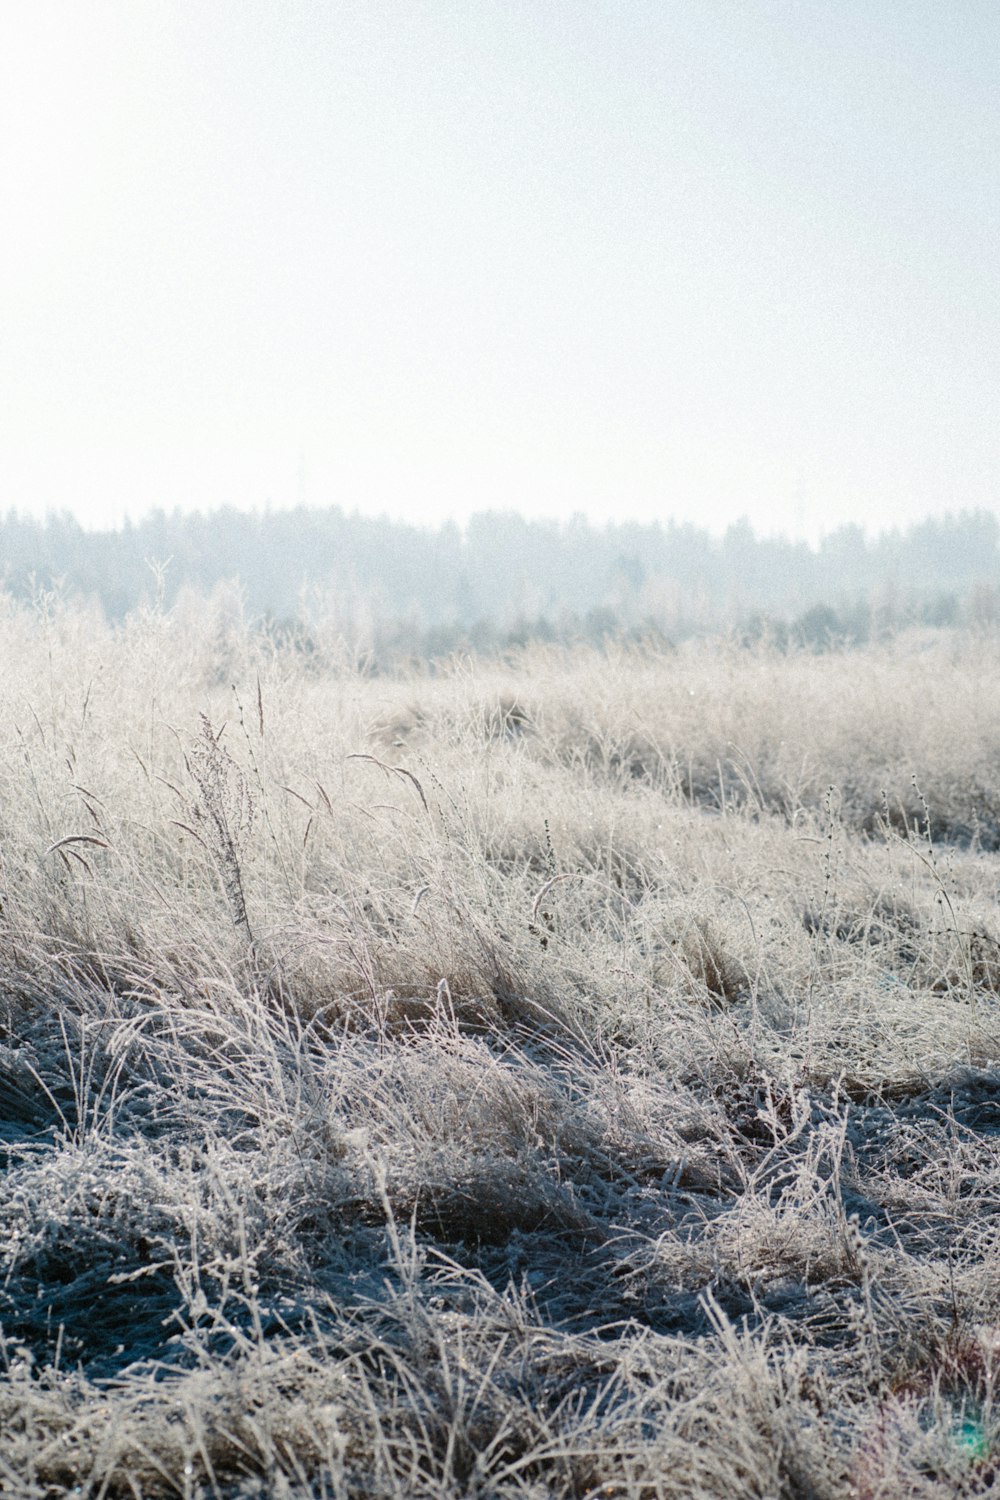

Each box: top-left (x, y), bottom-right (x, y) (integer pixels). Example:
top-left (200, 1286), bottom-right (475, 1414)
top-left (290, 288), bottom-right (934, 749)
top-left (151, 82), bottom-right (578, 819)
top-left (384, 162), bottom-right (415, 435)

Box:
top-left (2, 505), bottom-right (998, 653)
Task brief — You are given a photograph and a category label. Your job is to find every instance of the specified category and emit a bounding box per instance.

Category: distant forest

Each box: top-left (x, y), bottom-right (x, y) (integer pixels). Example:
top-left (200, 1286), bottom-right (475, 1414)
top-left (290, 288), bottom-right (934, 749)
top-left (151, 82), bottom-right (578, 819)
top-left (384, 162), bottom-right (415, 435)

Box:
top-left (3, 506), bottom-right (1000, 656)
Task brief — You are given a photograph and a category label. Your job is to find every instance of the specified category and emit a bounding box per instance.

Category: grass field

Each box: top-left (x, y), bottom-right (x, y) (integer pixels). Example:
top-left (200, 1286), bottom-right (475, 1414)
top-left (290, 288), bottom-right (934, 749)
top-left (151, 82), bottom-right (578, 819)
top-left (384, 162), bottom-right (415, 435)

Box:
top-left (3, 592), bottom-right (1000, 1497)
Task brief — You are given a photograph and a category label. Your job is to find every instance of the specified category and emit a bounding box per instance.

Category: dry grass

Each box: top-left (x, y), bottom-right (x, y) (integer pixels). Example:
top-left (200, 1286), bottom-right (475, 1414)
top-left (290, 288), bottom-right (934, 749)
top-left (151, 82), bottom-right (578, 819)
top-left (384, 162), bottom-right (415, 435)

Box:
top-left (2, 592), bottom-right (1000, 1496)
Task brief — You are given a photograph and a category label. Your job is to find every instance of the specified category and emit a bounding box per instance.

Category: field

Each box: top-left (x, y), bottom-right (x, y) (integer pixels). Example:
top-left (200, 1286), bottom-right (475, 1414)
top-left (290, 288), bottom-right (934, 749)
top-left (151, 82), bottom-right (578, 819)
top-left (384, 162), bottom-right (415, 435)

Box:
top-left (3, 593), bottom-right (1000, 1497)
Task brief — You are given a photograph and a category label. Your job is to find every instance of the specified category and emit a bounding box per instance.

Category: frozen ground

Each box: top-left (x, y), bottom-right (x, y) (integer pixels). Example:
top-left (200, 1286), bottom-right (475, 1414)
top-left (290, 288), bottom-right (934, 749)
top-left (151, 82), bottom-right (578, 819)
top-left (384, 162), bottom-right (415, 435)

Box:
top-left (2, 596), bottom-right (1000, 1497)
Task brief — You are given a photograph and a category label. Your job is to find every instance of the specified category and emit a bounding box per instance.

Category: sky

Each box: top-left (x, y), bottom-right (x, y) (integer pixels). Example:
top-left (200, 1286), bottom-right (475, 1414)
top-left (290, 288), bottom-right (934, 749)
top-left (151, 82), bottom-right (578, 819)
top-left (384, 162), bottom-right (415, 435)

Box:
top-left (2, 2), bottom-right (999, 542)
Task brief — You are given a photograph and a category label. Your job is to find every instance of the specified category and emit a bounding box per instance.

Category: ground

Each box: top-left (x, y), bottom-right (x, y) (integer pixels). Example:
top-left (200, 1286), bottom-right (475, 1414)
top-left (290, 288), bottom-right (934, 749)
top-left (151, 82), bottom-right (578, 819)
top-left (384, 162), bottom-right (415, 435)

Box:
top-left (2, 597), bottom-right (1000, 1497)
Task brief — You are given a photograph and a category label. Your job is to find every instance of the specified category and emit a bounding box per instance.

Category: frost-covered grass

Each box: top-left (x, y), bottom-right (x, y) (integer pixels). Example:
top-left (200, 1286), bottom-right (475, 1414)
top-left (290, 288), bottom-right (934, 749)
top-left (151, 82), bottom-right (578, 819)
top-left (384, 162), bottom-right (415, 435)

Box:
top-left (3, 593), bottom-right (1000, 1496)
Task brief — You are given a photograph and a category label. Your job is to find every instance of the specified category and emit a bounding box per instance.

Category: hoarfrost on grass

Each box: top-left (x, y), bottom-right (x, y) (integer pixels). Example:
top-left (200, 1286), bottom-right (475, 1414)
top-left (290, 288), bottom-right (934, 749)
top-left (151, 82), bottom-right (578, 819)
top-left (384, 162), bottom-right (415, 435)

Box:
top-left (2, 596), bottom-right (1000, 1495)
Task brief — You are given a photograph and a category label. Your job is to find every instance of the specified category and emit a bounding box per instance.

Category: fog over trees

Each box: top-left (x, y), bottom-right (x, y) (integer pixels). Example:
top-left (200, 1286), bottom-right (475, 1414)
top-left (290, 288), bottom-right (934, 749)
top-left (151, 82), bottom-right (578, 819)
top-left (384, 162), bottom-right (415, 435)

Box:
top-left (2, 505), bottom-right (999, 654)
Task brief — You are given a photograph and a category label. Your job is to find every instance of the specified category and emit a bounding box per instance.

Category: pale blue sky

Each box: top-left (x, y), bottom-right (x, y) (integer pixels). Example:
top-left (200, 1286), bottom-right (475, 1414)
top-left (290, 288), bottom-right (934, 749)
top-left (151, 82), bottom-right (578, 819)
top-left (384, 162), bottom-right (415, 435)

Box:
top-left (2, 2), bottom-right (998, 539)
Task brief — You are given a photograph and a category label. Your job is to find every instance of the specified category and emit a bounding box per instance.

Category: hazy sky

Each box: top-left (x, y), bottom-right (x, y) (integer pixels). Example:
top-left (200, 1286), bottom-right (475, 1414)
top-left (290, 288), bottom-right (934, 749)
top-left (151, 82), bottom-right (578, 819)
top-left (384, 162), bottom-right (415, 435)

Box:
top-left (3, 2), bottom-right (998, 540)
